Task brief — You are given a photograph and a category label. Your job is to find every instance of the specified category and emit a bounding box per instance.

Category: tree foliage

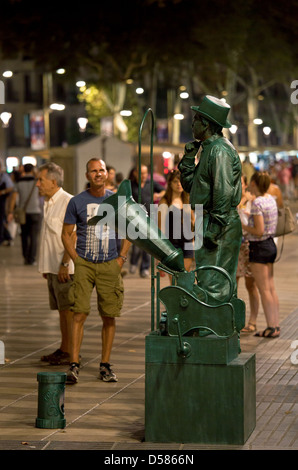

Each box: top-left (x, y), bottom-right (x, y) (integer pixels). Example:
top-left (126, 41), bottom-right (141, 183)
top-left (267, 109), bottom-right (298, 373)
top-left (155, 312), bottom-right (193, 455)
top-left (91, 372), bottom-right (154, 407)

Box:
top-left (1, 0), bottom-right (297, 83)
top-left (1, 0), bottom-right (297, 144)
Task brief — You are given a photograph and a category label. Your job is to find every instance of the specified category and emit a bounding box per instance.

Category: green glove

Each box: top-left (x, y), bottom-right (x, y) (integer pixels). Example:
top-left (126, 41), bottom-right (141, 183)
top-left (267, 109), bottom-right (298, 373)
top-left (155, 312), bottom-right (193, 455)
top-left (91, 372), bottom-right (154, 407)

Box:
top-left (184, 140), bottom-right (201, 156)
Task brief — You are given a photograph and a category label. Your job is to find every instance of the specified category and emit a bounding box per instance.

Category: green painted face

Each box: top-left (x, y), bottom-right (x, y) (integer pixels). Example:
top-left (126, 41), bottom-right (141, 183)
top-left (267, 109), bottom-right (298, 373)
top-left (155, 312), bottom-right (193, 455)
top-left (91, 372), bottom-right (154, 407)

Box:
top-left (192, 113), bottom-right (208, 141)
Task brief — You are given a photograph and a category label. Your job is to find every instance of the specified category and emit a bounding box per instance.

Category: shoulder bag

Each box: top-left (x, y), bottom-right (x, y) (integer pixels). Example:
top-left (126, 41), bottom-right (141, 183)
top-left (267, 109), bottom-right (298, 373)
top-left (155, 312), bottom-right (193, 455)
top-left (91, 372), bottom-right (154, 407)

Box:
top-left (274, 205), bottom-right (296, 262)
top-left (13, 180), bottom-right (37, 225)
top-left (275, 205), bottom-right (295, 237)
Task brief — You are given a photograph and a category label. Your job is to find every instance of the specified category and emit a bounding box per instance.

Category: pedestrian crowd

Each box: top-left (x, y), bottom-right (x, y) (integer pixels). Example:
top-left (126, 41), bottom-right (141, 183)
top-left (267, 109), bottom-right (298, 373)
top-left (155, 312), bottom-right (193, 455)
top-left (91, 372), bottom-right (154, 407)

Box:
top-left (0, 96), bottom-right (296, 384)
top-left (256, 158), bottom-right (298, 201)
top-left (0, 151), bottom-right (293, 381)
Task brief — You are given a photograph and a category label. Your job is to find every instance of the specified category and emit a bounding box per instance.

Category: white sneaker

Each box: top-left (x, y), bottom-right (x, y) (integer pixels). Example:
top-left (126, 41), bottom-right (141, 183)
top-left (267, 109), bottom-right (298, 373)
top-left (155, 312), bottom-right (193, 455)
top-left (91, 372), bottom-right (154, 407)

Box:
top-left (99, 363), bottom-right (118, 382)
top-left (66, 363), bottom-right (80, 384)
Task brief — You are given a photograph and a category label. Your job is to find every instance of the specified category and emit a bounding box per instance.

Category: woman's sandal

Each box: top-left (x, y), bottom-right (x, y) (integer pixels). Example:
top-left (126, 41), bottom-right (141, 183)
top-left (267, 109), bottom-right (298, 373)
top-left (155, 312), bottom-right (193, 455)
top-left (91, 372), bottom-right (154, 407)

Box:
top-left (254, 327), bottom-right (280, 338)
top-left (241, 322), bottom-right (256, 333)
top-left (275, 326), bottom-right (280, 337)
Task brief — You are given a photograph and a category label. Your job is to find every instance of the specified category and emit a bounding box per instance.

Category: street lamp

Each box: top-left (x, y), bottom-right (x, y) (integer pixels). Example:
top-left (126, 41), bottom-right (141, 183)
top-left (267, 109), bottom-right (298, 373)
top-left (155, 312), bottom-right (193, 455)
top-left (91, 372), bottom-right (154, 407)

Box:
top-left (172, 113), bottom-right (184, 145)
top-left (120, 110), bottom-right (132, 116)
top-left (2, 71), bottom-right (13, 78)
top-left (229, 124), bottom-right (238, 145)
top-left (263, 126), bottom-right (271, 146)
top-left (76, 80), bottom-right (86, 87)
top-left (263, 126), bottom-right (271, 136)
top-left (50, 103), bottom-right (65, 111)
top-left (0, 112), bottom-right (12, 128)
top-left (0, 112), bottom-right (12, 159)
top-left (77, 117), bottom-right (88, 132)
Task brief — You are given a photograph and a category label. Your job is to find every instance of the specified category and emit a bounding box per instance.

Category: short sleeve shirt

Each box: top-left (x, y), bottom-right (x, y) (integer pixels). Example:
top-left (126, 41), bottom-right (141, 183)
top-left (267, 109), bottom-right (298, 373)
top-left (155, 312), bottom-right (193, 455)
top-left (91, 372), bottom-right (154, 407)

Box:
top-left (0, 172), bottom-right (13, 190)
top-left (16, 176), bottom-right (42, 214)
top-left (38, 188), bottom-right (74, 274)
top-left (247, 194), bottom-right (278, 241)
top-left (64, 189), bottom-right (118, 263)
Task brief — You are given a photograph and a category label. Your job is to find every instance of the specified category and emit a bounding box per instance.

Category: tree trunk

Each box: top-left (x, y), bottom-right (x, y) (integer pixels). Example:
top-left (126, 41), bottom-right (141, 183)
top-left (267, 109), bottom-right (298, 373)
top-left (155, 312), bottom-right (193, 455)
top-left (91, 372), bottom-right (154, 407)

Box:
top-left (247, 88), bottom-right (259, 148)
top-left (112, 82), bottom-right (128, 141)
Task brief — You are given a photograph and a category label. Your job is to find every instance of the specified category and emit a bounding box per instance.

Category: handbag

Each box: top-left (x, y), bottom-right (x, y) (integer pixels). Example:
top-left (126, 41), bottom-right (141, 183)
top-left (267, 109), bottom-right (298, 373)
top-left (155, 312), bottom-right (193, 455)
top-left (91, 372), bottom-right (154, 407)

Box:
top-left (275, 205), bottom-right (295, 237)
top-left (13, 180), bottom-right (36, 225)
top-left (13, 207), bottom-right (26, 225)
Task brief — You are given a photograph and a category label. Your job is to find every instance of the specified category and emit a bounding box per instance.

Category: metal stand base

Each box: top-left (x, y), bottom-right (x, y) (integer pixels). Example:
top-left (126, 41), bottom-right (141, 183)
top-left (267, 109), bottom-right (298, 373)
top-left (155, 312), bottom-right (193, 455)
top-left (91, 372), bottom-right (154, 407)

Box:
top-left (145, 335), bottom-right (256, 445)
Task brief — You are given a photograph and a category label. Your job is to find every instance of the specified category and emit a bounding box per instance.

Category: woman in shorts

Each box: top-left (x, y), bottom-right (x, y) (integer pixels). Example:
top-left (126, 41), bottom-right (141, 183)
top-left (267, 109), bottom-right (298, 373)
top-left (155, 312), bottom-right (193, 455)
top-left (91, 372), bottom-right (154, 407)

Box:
top-left (237, 175), bottom-right (259, 333)
top-left (241, 171), bottom-right (280, 338)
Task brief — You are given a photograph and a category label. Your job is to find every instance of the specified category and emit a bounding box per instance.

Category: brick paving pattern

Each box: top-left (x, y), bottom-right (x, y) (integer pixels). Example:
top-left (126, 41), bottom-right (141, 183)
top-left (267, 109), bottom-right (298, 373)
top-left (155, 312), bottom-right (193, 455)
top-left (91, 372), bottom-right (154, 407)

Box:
top-left (0, 215), bottom-right (297, 451)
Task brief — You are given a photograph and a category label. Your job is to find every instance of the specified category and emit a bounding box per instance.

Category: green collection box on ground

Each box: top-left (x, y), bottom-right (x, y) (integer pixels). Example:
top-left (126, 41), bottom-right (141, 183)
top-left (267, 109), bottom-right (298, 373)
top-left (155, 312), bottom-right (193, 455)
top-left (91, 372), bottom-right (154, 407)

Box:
top-left (145, 334), bottom-right (256, 445)
top-left (36, 372), bottom-right (66, 429)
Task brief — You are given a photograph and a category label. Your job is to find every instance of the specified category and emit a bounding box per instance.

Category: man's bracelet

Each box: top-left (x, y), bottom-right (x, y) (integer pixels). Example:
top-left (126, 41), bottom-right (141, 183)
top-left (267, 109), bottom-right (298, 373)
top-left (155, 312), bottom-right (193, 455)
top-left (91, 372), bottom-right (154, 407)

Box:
top-left (119, 255), bottom-right (127, 262)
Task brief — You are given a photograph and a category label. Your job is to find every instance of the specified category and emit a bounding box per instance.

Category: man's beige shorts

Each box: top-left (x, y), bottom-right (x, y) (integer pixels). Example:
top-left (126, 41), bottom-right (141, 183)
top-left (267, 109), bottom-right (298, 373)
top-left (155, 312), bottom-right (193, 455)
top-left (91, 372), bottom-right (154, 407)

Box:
top-left (68, 256), bottom-right (124, 317)
top-left (47, 273), bottom-right (73, 312)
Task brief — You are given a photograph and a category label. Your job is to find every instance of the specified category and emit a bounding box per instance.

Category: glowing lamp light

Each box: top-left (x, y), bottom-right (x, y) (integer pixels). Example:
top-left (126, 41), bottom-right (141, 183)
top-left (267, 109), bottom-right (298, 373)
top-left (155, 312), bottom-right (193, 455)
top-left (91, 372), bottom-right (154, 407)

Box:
top-left (56, 68), bottom-right (66, 74)
top-left (120, 110), bottom-right (132, 116)
top-left (0, 112), bottom-right (12, 127)
top-left (162, 151), bottom-right (172, 159)
top-left (6, 157), bottom-right (19, 173)
top-left (230, 125), bottom-right (238, 134)
top-left (77, 117), bottom-right (88, 132)
top-left (76, 80), bottom-right (86, 87)
top-left (263, 126), bottom-right (271, 136)
top-left (173, 113), bottom-right (184, 120)
top-left (136, 87), bottom-right (144, 94)
top-left (249, 152), bottom-right (258, 164)
top-left (2, 71), bottom-right (13, 78)
top-left (253, 118), bottom-right (263, 125)
top-left (50, 103), bottom-right (65, 111)
top-left (22, 156), bottom-right (37, 166)
top-left (180, 92), bottom-right (189, 99)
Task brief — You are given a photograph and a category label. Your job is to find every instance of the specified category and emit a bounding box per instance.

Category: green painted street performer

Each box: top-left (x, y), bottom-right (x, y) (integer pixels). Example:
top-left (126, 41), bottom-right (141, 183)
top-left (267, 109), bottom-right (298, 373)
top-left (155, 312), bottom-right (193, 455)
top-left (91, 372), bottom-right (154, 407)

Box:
top-left (178, 95), bottom-right (242, 302)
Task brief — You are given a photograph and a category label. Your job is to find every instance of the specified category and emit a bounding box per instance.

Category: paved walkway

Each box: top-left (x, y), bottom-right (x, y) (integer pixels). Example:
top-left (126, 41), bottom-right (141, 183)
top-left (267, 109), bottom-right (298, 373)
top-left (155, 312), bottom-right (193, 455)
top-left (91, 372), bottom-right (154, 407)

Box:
top-left (0, 218), bottom-right (297, 451)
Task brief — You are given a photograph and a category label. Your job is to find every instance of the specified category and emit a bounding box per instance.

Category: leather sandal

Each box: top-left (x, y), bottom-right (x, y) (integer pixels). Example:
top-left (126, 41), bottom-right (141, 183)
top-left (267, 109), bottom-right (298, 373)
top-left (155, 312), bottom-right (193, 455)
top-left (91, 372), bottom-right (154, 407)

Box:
top-left (254, 327), bottom-right (279, 338)
top-left (241, 322), bottom-right (256, 333)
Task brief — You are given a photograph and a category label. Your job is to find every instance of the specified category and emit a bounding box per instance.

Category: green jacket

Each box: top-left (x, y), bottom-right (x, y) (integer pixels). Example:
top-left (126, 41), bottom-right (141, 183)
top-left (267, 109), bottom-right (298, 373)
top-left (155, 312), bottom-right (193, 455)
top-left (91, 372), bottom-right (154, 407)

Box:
top-left (179, 134), bottom-right (242, 230)
top-left (178, 134), bottom-right (242, 301)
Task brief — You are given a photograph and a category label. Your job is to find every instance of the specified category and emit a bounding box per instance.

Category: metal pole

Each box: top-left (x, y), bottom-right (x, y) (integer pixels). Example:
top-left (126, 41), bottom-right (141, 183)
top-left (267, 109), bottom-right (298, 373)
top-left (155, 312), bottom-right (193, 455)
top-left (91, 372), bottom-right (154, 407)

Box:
top-left (138, 108), bottom-right (156, 331)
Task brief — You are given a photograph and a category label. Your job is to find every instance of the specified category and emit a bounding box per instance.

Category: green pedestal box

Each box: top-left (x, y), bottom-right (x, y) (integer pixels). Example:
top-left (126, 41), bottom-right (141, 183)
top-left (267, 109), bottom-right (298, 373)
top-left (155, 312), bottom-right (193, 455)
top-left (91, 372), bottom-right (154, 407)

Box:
top-left (86, 168), bottom-right (256, 445)
top-left (145, 334), bottom-right (256, 445)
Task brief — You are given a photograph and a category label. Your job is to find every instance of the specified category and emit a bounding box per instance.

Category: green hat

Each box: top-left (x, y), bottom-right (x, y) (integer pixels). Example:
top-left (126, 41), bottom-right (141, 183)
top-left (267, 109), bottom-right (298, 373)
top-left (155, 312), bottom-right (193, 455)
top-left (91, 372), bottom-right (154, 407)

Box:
top-left (191, 95), bottom-right (232, 128)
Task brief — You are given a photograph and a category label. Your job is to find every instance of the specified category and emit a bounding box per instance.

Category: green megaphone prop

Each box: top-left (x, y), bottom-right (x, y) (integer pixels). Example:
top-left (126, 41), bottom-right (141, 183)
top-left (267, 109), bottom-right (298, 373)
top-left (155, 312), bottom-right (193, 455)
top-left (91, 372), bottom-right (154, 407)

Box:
top-left (88, 179), bottom-right (185, 272)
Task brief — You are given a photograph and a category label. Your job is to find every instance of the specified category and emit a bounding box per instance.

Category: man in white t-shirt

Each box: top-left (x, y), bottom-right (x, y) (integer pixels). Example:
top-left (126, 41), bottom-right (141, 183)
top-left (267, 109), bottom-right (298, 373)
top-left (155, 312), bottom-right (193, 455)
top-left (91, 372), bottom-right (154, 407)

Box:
top-left (36, 162), bottom-right (76, 365)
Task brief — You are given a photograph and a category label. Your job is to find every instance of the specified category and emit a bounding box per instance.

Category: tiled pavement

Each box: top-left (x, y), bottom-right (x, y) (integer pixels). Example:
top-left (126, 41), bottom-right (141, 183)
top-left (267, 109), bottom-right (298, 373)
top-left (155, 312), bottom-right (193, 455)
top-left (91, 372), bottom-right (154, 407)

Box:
top-left (0, 220), bottom-right (297, 452)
